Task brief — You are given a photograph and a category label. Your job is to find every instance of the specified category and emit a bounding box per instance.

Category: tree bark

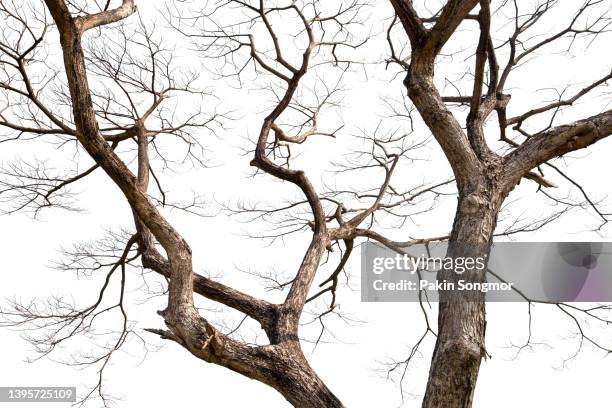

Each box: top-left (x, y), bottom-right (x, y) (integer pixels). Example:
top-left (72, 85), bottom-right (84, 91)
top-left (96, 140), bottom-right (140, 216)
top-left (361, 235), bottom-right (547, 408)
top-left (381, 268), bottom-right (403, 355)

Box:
top-left (268, 345), bottom-right (345, 408)
top-left (422, 183), bottom-right (504, 408)
top-left (40, 3), bottom-right (347, 407)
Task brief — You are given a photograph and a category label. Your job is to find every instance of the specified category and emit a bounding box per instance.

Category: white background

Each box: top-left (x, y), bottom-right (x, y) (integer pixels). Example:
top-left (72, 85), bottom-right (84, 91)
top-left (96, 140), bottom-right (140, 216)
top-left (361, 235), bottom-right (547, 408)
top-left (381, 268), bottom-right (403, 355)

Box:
top-left (1, 0), bottom-right (611, 407)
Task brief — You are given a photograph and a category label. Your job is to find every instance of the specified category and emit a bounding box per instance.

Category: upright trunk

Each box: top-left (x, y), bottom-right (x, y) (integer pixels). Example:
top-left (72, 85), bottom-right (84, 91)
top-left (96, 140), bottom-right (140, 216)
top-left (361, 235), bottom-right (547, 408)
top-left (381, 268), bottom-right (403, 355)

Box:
top-left (422, 187), bottom-right (503, 408)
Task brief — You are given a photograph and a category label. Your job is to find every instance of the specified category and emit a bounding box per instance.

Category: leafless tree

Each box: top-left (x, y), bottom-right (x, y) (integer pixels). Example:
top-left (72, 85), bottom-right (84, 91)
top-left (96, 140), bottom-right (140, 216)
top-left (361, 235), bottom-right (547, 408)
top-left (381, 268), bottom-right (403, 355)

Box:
top-left (382, 1), bottom-right (612, 406)
top-left (1, 0), bottom-right (378, 407)
top-left (2, 1), bottom-right (612, 408)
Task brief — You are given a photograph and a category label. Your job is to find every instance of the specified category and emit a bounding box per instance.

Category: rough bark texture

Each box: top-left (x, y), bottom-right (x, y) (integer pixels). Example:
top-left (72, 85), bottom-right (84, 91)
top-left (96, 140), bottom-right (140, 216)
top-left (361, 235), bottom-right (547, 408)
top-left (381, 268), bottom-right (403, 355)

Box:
top-left (40, 1), bottom-right (344, 407)
top-left (388, 1), bottom-right (612, 407)
top-left (422, 188), bottom-right (504, 407)
top-left (16, 1), bottom-right (612, 407)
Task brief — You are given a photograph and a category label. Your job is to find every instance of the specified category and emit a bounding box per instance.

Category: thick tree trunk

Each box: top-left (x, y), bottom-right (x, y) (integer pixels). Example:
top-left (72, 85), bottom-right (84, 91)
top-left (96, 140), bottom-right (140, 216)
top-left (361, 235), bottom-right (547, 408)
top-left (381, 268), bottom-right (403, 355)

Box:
top-left (422, 186), bottom-right (503, 408)
top-left (269, 345), bottom-right (345, 408)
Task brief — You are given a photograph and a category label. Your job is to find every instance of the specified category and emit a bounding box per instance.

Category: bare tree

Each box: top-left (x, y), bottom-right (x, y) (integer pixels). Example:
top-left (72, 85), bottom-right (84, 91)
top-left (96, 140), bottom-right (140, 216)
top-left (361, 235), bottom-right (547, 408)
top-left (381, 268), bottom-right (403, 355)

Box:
top-left (2, 1), bottom-right (612, 408)
top-left (382, 1), bottom-right (612, 406)
top-left (0, 0), bottom-right (372, 407)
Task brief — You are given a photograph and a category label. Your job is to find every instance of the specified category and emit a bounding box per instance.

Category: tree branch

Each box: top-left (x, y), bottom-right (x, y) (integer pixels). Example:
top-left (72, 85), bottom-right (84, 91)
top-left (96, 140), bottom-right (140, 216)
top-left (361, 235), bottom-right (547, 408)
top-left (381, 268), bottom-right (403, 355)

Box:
top-left (504, 109), bottom-right (612, 187)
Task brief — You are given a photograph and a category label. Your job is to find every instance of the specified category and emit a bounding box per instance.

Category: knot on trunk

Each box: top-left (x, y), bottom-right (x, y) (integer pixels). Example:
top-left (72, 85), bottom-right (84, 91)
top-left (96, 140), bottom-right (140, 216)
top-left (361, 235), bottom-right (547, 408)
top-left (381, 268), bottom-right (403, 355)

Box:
top-left (460, 193), bottom-right (488, 214)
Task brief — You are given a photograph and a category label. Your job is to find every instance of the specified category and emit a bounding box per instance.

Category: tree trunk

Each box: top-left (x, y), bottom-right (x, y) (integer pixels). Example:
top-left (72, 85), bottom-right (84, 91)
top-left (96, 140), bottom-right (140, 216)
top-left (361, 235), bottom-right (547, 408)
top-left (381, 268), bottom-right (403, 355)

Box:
top-left (422, 186), bottom-right (503, 408)
top-left (269, 345), bottom-right (345, 408)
